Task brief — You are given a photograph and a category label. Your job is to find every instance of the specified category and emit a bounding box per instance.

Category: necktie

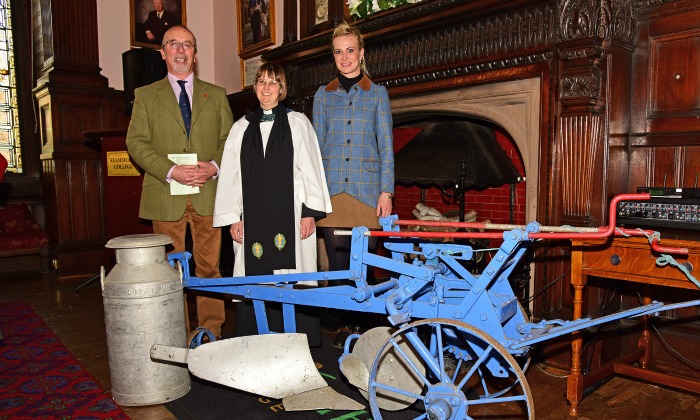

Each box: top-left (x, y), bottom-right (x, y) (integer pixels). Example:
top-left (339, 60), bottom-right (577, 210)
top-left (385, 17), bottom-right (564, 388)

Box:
top-left (177, 80), bottom-right (191, 136)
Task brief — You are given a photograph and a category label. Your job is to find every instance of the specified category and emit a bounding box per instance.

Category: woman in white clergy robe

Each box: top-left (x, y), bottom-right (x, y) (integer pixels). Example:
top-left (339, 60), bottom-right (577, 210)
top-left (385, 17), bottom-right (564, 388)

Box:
top-left (214, 62), bottom-right (332, 280)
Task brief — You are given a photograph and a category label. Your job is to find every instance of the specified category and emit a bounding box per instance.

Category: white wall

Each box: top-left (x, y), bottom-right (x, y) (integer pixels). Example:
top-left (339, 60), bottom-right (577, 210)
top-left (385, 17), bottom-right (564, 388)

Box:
top-left (96, 1), bottom-right (130, 91)
top-left (96, 0), bottom-right (281, 94)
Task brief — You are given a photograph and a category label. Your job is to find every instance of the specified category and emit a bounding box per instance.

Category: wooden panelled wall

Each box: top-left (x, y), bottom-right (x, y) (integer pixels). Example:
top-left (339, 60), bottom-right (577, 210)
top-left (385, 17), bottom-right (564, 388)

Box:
top-left (240, 0), bottom-right (699, 372)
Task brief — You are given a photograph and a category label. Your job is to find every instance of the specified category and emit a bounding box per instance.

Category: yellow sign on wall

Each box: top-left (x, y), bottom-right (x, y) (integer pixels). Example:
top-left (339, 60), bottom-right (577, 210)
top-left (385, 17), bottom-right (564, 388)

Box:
top-left (106, 151), bottom-right (140, 176)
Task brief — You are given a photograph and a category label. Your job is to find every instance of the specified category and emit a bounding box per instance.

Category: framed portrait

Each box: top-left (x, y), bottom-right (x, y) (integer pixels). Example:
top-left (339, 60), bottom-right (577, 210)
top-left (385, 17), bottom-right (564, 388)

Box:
top-left (237, 0), bottom-right (275, 57)
top-left (241, 56), bottom-right (265, 89)
top-left (130, 0), bottom-right (187, 49)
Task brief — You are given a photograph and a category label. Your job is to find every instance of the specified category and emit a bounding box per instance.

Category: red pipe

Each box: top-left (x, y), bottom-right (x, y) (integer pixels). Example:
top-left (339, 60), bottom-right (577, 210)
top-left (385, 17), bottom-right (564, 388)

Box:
top-left (371, 193), bottom-right (688, 255)
top-left (648, 237), bottom-right (688, 255)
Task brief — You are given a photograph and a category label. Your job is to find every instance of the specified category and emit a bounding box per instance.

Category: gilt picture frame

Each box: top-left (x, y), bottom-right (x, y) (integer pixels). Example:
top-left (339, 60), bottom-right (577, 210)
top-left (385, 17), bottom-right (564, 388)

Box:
top-left (130, 0), bottom-right (187, 49)
top-left (237, 0), bottom-right (275, 58)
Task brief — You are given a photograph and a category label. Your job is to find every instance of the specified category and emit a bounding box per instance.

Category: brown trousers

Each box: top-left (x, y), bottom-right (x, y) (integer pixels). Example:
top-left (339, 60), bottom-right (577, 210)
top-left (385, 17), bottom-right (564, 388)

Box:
top-left (153, 198), bottom-right (225, 338)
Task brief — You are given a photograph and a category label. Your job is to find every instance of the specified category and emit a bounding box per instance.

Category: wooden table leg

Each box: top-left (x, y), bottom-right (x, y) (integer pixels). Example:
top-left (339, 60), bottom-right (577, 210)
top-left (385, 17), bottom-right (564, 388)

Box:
top-left (638, 293), bottom-right (652, 369)
top-left (567, 245), bottom-right (585, 417)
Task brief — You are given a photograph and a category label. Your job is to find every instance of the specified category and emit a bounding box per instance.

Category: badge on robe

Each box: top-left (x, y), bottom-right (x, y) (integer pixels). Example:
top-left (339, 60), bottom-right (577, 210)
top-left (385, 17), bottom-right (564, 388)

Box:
top-left (252, 242), bottom-right (263, 259)
top-left (274, 233), bottom-right (286, 250)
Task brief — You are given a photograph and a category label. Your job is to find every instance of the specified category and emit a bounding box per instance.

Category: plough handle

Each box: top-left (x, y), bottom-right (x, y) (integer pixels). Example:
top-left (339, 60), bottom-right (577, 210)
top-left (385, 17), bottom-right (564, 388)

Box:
top-left (513, 298), bottom-right (700, 349)
top-left (372, 193), bottom-right (689, 256)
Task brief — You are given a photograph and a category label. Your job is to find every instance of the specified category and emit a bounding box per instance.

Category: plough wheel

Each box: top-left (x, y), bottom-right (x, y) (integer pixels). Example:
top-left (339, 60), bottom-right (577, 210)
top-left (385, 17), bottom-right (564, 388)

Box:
top-left (367, 319), bottom-right (534, 420)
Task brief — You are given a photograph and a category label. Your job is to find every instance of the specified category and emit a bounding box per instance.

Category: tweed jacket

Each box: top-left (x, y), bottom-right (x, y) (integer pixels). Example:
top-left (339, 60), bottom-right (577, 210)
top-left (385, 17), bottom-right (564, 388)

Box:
top-left (126, 77), bottom-right (234, 221)
top-left (313, 75), bottom-right (394, 208)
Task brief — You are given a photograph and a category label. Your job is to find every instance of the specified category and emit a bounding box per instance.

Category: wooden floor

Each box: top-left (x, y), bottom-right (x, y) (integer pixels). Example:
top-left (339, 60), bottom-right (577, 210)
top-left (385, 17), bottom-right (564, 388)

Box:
top-left (2, 269), bottom-right (699, 419)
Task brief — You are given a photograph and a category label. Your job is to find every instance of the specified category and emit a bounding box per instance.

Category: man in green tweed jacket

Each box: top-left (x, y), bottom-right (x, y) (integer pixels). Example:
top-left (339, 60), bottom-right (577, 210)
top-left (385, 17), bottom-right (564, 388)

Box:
top-left (126, 25), bottom-right (233, 341)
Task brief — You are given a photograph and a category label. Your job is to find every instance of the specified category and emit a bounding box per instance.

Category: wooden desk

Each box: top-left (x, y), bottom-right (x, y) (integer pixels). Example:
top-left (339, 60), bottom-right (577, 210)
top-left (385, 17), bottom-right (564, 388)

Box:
top-left (567, 237), bottom-right (700, 417)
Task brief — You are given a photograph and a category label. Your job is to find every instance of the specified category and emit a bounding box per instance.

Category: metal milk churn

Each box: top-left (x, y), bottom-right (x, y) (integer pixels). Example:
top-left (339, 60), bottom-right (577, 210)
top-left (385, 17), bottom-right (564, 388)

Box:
top-left (101, 233), bottom-right (190, 406)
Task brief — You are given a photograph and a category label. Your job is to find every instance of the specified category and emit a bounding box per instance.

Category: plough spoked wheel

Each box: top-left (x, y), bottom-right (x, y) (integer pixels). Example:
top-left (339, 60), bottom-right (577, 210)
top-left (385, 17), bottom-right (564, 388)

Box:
top-left (367, 319), bottom-right (534, 420)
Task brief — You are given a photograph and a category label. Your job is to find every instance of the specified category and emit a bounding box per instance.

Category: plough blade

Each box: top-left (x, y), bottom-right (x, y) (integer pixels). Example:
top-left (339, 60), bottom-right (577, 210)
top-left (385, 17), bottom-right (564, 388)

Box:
top-left (151, 333), bottom-right (327, 399)
top-left (282, 386), bottom-right (366, 411)
top-left (339, 353), bottom-right (370, 391)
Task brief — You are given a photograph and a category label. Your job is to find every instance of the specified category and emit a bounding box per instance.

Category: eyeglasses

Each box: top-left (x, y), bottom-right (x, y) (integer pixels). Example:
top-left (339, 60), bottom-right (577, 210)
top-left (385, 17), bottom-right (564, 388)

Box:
top-left (162, 40), bottom-right (196, 51)
top-left (256, 79), bottom-right (280, 88)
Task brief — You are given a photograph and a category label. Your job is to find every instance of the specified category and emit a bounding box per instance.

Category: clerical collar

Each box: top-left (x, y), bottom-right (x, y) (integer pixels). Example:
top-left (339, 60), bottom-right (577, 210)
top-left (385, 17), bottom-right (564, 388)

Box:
top-left (260, 109), bottom-right (274, 122)
top-left (338, 73), bottom-right (363, 92)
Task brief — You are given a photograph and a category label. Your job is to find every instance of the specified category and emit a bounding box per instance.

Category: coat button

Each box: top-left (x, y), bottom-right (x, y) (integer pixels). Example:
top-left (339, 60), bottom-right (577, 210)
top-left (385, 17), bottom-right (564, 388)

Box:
top-left (347, 139), bottom-right (351, 143)
top-left (345, 157), bottom-right (350, 161)
top-left (347, 120), bottom-right (351, 124)
top-left (349, 102), bottom-right (352, 106)
top-left (345, 177), bottom-right (349, 182)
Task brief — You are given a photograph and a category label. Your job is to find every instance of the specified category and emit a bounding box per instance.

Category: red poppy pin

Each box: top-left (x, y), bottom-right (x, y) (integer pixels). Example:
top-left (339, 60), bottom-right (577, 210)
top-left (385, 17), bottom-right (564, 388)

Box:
top-left (203, 93), bottom-right (209, 98)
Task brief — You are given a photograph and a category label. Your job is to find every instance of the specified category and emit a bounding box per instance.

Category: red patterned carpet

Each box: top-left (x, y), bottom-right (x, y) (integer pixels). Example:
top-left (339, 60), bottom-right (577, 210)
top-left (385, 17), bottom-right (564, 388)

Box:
top-left (0, 301), bottom-right (128, 419)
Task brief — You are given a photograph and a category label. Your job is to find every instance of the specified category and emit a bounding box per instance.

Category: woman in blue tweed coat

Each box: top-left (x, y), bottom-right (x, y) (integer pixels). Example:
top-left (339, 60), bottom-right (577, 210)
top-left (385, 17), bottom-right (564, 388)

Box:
top-left (313, 21), bottom-right (395, 281)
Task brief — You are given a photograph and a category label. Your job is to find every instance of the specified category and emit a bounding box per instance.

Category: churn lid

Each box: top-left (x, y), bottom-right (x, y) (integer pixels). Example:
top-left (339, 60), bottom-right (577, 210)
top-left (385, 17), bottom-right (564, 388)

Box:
top-left (105, 233), bottom-right (172, 249)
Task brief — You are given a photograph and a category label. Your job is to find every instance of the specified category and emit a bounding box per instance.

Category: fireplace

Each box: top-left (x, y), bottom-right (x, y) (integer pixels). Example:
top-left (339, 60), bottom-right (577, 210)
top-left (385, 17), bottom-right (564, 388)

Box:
top-left (390, 78), bottom-right (541, 224)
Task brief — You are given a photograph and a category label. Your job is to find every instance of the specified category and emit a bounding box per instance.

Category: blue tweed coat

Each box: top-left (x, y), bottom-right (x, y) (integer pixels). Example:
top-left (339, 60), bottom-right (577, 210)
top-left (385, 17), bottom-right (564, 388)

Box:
top-left (313, 75), bottom-right (394, 208)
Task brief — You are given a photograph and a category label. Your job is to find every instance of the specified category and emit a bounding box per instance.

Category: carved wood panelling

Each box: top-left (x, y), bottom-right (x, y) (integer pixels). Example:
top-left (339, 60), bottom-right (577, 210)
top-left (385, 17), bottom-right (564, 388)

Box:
top-left (560, 0), bottom-right (635, 43)
top-left (277, 0), bottom-right (642, 99)
top-left (557, 113), bottom-right (603, 222)
top-left (368, 7), bottom-right (558, 79)
top-left (286, 2), bottom-right (560, 97)
top-left (560, 74), bottom-right (601, 100)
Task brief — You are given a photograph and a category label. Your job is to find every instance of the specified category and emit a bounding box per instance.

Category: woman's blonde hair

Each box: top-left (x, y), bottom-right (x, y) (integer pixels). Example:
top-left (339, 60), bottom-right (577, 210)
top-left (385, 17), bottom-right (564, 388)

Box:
top-left (255, 62), bottom-right (287, 101)
top-left (332, 21), bottom-right (368, 77)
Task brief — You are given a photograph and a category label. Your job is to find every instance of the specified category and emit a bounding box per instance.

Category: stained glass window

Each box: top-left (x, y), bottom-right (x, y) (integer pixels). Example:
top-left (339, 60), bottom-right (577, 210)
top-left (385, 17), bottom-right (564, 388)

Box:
top-left (0, 0), bottom-right (19, 173)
